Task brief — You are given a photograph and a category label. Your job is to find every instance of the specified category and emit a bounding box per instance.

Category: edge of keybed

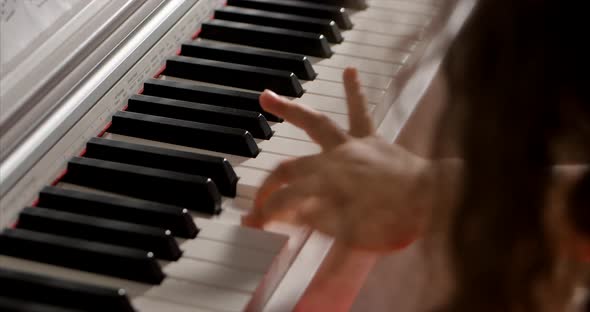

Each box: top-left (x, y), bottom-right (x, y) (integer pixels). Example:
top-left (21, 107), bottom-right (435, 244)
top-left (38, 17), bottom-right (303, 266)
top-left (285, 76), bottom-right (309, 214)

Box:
top-left (378, 0), bottom-right (476, 142)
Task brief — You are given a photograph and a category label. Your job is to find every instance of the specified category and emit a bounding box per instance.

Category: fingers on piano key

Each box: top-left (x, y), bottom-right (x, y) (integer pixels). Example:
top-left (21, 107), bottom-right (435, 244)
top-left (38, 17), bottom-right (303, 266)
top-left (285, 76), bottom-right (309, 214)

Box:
top-left (343, 67), bottom-right (375, 137)
top-left (259, 90), bottom-right (348, 150)
top-left (1, 2), bottom-right (438, 311)
top-left (250, 155), bottom-right (323, 220)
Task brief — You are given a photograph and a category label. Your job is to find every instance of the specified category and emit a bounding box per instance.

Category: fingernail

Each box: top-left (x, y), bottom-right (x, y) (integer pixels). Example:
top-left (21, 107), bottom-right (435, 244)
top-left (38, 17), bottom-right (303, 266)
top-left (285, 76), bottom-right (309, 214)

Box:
top-left (264, 89), bottom-right (280, 99)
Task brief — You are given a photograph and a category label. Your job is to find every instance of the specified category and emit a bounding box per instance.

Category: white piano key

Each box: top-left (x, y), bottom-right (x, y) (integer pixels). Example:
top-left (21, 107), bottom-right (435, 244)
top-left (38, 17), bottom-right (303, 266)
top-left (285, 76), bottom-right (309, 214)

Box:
top-left (193, 217), bottom-right (287, 254)
top-left (368, 0), bottom-right (440, 8)
top-left (222, 197), bottom-right (254, 216)
top-left (300, 93), bottom-right (377, 120)
top-left (0, 255), bottom-right (250, 312)
top-left (205, 197), bottom-right (251, 224)
top-left (192, 38), bottom-right (404, 82)
top-left (156, 76), bottom-right (354, 130)
top-left (271, 113), bottom-right (349, 142)
top-left (47, 180), bottom-right (282, 256)
top-left (233, 166), bottom-right (268, 199)
top-left (302, 80), bottom-right (385, 105)
top-left (350, 8), bottom-right (431, 26)
top-left (367, 0), bottom-right (439, 15)
top-left (56, 181), bottom-right (248, 227)
top-left (145, 279), bottom-right (251, 312)
top-left (179, 238), bottom-right (276, 273)
top-left (0, 0), bottom-right (452, 311)
top-left (54, 183), bottom-right (248, 230)
top-left (295, 91), bottom-right (369, 114)
top-left (77, 182), bottom-right (262, 246)
top-left (103, 133), bottom-right (290, 172)
top-left (271, 122), bottom-right (311, 142)
top-left (342, 30), bottom-right (418, 51)
top-left (23, 190), bottom-right (291, 311)
top-left (331, 42), bottom-right (410, 64)
top-left (143, 78), bottom-right (342, 137)
top-left (294, 93), bottom-right (377, 117)
top-left (295, 93), bottom-right (350, 115)
top-left (257, 136), bottom-right (321, 157)
top-left (351, 19), bottom-right (425, 38)
top-left (207, 203), bottom-right (244, 224)
top-left (314, 65), bottom-right (393, 90)
top-left (62, 148), bottom-right (264, 204)
top-left (226, 151), bottom-right (288, 172)
top-left (270, 109), bottom-right (348, 141)
top-left (0, 255), bottom-right (148, 295)
top-left (55, 181), bottom-right (248, 227)
top-left (388, 0), bottom-right (440, 4)
top-left (70, 139), bottom-right (274, 204)
top-left (132, 297), bottom-right (214, 312)
top-left (184, 40), bottom-right (404, 79)
top-left (162, 257), bottom-right (264, 293)
top-left (309, 54), bottom-right (402, 76)
top-left (287, 109), bottom-right (348, 129)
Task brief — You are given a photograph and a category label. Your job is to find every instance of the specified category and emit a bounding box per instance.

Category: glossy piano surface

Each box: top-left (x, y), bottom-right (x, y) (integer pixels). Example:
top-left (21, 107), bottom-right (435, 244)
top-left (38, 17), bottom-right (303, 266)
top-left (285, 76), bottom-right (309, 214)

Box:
top-left (0, 0), bottom-right (472, 311)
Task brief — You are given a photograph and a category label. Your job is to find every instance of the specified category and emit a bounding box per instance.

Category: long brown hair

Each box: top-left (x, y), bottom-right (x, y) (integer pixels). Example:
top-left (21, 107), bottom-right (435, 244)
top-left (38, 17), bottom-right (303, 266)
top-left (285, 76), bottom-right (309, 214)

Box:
top-left (439, 0), bottom-right (590, 311)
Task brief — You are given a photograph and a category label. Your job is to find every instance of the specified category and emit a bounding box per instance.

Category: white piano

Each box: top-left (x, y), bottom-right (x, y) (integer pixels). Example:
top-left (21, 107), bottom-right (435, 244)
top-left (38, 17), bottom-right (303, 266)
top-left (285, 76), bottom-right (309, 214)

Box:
top-left (0, 1), bottom-right (473, 311)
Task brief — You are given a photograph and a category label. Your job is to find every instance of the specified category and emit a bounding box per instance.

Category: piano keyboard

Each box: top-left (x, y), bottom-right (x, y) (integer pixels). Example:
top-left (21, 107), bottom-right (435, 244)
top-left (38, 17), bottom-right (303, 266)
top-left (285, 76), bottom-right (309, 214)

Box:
top-left (0, 0), bottom-right (442, 311)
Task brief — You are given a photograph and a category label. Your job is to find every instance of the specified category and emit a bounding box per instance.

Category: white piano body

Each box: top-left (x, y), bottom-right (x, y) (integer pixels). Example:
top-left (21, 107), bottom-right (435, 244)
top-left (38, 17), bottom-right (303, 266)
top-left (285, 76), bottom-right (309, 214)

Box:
top-left (0, 0), bottom-right (474, 311)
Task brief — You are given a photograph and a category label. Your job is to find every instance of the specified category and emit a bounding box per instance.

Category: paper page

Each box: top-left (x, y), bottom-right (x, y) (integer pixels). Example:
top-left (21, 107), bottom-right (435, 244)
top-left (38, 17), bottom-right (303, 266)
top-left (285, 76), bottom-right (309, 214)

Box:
top-left (0, 0), bottom-right (83, 73)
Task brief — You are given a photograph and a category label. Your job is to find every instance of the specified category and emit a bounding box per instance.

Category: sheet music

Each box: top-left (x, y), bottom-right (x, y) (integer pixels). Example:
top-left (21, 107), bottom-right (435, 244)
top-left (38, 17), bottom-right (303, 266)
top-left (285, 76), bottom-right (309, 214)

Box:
top-left (0, 0), bottom-right (84, 73)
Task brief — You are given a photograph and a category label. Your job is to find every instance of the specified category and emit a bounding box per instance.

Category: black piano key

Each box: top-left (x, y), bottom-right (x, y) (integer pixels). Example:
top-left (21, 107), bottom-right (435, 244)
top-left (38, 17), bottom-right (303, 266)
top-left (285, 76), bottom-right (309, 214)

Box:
top-left (38, 186), bottom-right (198, 239)
top-left (85, 137), bottom-right (239, 196)
top-left (126, 94), bottom-right (272, 139)
top-left (142, 78), bottom-right (282, 122)
top-left (0, 268), bottom-right (134, 312)
top-left (109, 111), bottom-right (259, 158)
top-left (0, 297), bottom-right (80, 312)
top-left (181, 41), bottom-right (317, 80)
top-left (214, 6), bottom-right (343, 43)
top-left (226, 0), bottom-right (353, 29)
top-left (18, 207), bottom-right (182, 261)
top-left (62, 156), bottom-right (222, 214)
top-left (164, 56), bottom-right (304, 97)
top-left (299, 0), bottom-right (368, 10)
top-left (0, 228), bottom-right (165, 284)
top-left (200, 20), bottom-right (333, 58)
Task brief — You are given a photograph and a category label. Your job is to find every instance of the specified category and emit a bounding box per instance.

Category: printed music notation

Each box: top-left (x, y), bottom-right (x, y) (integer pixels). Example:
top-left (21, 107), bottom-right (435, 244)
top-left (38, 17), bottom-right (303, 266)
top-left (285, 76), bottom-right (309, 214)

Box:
top-left (0, 0), bottom-right (82, 69)
top-left (0, 0), bottom-right (16, 22)
top-left (1, 0), bottom-right (55, 22)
